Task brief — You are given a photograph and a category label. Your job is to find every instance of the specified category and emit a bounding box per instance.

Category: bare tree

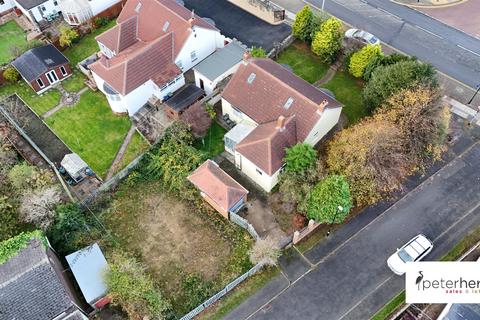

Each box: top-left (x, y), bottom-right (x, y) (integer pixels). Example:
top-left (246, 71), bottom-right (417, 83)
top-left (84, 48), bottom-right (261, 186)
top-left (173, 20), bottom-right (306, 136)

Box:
top-left (249, 237), bottom-right (281, 266)
top-left (20, 187), bottom-right (62, 230)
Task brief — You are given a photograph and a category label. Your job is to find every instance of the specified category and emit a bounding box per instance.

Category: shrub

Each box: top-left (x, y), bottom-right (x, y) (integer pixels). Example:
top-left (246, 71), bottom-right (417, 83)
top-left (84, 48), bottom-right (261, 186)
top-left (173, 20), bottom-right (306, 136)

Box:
top-left (292, 6), bottom-right (314, 42)
top-left (8, 162), bottom-right (35, 191)
top-left (59, 26), bottom-right (79, 47)
top-left (179, 274), bottom-right (214, 312)
top-left (0, 196), bottom-right (21, 242)
top-left (105, 251), bottom-right (171, 320)
top-left (362, 60), bottom-right (438, 111)
top-left (19, 187), bottom-right (62, 230)
top-left (305, 175), bottom-right (352, 223)
top-left (349, 44), bottom-right (383, 78)
top-left (250, 46), bottom-right (267, 58)
top-left (94, 17), bottom-right (109, 28)
top-left (363, 53), bottom-right (415, 81)
top-left (0, 230), bottom-right (46, 264)
top-left (3, 66), bottom-right (19, 82)
top-left (284, 143), bottom-right (317, 174)
top-left (311, 17), bottom-right (343, 63)
top-left (248, 237), bottom-right (281, 266)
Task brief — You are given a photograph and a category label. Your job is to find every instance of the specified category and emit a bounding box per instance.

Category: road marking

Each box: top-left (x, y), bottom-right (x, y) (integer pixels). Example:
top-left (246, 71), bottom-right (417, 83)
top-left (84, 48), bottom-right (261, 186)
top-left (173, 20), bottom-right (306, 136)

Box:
top-left (377, 7), bottom-right (403, 21)
top-left (456, 44), bottom-right (480, 57)
top-left (416, 25), bottom-right (443, 39)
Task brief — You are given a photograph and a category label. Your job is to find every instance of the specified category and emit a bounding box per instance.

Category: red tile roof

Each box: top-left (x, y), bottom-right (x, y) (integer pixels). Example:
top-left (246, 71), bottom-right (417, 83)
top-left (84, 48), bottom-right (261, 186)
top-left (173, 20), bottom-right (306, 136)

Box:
top-left (188, 160), bottom-right (248, 211)
top-left (235, 116), bottom-right (297, 175)
top-left (91, 0), bottom-right (217, 95)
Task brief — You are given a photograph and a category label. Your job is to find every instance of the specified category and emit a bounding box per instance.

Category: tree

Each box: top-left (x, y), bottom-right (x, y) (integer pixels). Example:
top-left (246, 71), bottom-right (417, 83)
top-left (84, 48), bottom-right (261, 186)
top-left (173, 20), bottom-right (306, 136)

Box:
top-left (19, 186), bottom-right (62, 230)
top-left (309, 12), bottom-right (329, 41)
top-left (311, 17), bottom-right (343, 63)
top-left (363, 53), bottom-right (415, 81)
top-left (362, 60), bottom-right (438, 111)
top-left (375, 86), bottom-right (450, 165)
top-left (327, 119), bottom-right (411, 206)
top-left (292, 6), bottom-right (314, 42)
top-left (305, 175), bottom-right (352, 224)
top-left (248, 237), bottom-right (281, 266)
top-left (284, 143), bottom-right (317, 174)
top-left (349, 44), bottom-right (383, 78)
top-left (0, 196), bottom-right (21, 242)
top-left (250, 46), bottom-right (267, 58)
top-left (105, 251), bottom-right (171, 320)
top-left (3, 66), bottom-right (19, 82)
top-left (59, 26), bottom-right (79, 47)
top-left (8, 162), bottom-right (35, 191)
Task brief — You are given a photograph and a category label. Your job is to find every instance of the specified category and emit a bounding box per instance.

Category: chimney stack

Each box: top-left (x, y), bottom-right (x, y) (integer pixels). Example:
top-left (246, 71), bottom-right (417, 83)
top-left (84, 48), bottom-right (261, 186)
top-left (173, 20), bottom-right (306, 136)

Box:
top-left (317, 99), bottom-right (328, 114)
top-left (188, 9), bottom-right (195, 26)
top-left (276, 115), bottom-right (286, 131)
top-left (242, 51), bottom-right (251, 65)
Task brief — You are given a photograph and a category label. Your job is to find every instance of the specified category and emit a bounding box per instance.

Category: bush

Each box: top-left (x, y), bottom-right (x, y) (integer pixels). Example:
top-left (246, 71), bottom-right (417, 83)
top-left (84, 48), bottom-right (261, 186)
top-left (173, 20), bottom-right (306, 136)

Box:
top-left (349, 44), bottom-right (383, 78)
top-left (94, 17), bottom-right (109, 28)
top-left (292, 6), bottom-right (314, 42)
top-left (19, 187), bottom-right (62, 230)
top-left (311, 17), bottom-right (343, 63)
top-left (250, 46), bottom-right (267, 58)
top-left (0, 196), bottom-right (21, 242)
top-left (179, 274), bottom-right (214, 312)
top-left (8, 162), bottom-right (35, 191)
top-left (248, 237), bottom-right (281, 266)
top-left (59, 26), bottom-right (79, 47)
top-left (305, 175), bottom-right (352, 223)
top-left (363, 53), bottom-right (415, 81)
top-left (3, 66), bottom-right (19, 82)
top-left (284, 143), bottom-right (317, 174)
top-left (0, 230), bottom-right (45, 264)
top-left (105, 251), bottom-right (171, 320)
top-left (362, 60), bottom-right (438, 111)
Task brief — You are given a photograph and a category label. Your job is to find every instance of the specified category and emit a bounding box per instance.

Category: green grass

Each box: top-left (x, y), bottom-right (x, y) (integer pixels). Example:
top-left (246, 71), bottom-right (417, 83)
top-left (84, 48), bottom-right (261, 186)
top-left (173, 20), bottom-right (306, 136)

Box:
top-left (322, 70), bottom-right (368, 125)
top-left (197, 267), bottom-right (279, 320)
top-left (114, 131), bottom-right (150, 173)
top-left (62, 71), bottom-right (86, 92)
top-left (46, 90), bottom-right (131, 178)
top-left (441, 225), bottom-right (480, 261)
top-left (371, 291), bottom-right (405, 320)
top-left (193, 122), bottom-right (226, 158)
top-left (63, 20), bottom-right (117, 65)
top-left (0, 21), bottom-right (28, 65)
top-left (276, 41), bottom-right (329, 84)
top-left (0, 81), bottom-right (61, 115)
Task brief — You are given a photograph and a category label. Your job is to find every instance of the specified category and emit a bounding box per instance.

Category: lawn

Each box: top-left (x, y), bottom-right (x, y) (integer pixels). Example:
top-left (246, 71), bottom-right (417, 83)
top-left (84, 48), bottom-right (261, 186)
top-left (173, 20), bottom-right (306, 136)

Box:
top-left (322, 70), bottom-right (368, 125)
top-left (63, 20), bottom-right (117, 65)
top-left (193, 122), bottom-right (226, 158)
top-left (276, 41), bottom-right (329, 84)
top-left (62, 70), bottom-right (86, 92)
top-left (114, 131), bottom-right (150, 174)
top-left (371, 291), bottom-right (405, 320)
top-left (45, 90), bottom-right (131, 178)
top-left (0, 81), bottom-right (61, 115)
top-left (0, 21), bottom-right (28, 65)
top-left (101, 180), bottom-right (252, 317)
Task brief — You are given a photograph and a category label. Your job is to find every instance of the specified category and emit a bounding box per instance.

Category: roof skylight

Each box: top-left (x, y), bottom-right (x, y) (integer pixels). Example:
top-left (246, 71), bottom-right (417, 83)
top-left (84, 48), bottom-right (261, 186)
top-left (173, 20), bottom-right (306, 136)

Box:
top-left (247, 73), bottom-right (256, 84)
top-left (283, 97), bottom-right (294, 110)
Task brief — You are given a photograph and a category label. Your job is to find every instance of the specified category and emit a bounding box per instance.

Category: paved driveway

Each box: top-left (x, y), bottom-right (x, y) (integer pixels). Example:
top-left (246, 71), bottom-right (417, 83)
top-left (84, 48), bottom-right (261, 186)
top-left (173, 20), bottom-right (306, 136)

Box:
top-left (182, 0), bottom-right (291, 51)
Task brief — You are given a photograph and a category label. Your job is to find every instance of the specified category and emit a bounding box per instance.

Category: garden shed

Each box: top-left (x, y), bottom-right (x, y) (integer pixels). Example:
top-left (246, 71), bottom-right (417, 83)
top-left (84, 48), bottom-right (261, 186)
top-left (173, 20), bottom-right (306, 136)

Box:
top-left (61, 153), bottom-right (89, 182)
top-left (66, 243), bottom-right (110, 309)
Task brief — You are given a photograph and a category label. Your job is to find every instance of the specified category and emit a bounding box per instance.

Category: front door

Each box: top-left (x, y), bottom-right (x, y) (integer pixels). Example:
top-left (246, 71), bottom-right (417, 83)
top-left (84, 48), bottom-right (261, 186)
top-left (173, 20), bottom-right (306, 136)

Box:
top-left (199, 78), bottom-right (205, 90)
top-left (45, 70), bottom-right (59, 85)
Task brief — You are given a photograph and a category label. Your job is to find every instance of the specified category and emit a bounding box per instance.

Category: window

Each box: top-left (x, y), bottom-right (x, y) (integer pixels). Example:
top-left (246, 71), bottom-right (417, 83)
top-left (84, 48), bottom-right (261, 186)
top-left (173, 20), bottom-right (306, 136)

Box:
top-left (190, 50), bottom-right (197, 62)
top-left (256, 168), bottom-right (263, 175)
top-left (0, 1), bottom-right (5, 5)
top-left (283, 97), bottom-right (294, 110)
top-left (37, 78), bottom-right (45, 88)
top-left (53, 0), bottom-right (58, 5)
top-left (45, 70), bottom-right (59, 84)
top-left (60, 66), bottom-right (67, 76)
top-left (247, 73), bottom-right (256, 84)
top-left (176, 60), bottom-right (182, 70)
top-left (134, 2), bottom-right (142, 13)
top-left (108, 94), bottom-right (120, 101)
top-left (162, 21), bottom-right (170, 32)
top-left (41, 5), bottom-right (46, 11)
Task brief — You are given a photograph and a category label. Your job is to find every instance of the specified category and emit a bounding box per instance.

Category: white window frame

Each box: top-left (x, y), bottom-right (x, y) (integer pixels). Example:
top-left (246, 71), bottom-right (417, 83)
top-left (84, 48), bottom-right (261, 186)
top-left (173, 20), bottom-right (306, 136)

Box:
top-left (46, 70), bottom-right (59, 84)
top-left (37, 78), bottom-right (45, 88)
top-left (60, 66), bottom-right (67, 76)
top-left (190, 50), bottom-right (197, 63)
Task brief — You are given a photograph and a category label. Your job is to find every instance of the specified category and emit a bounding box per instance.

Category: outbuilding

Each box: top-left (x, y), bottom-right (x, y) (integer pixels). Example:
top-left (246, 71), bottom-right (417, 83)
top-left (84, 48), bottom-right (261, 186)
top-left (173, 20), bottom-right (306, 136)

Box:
top-left (60, 153), bottom-right (89, 182)
top-left (12, 44), bottom-right (72, 94)
top-left (193, 41), bottom-right (245, 95)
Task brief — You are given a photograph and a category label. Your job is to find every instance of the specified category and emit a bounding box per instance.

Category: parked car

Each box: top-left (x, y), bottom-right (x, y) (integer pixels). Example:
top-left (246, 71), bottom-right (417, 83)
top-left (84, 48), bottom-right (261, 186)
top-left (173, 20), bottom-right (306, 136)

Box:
top-left (345, 28), bottom-right (380, 45)
top-left (387, 234), bottom-right (433, 275)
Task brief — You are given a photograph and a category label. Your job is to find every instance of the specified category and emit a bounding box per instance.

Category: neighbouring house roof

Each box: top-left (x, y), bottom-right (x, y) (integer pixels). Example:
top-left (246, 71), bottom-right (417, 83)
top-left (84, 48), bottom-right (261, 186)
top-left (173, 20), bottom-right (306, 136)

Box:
top-left (12, 44), bottom-right (69, 82)
top-left (188, 160), bottom-right (248, 212)
top-left (0, 238), bottom-right (77, 320)
top-left (66, 243), bottom-right (109, 305)
top-left (441, 304), bottom-right (480, 320)
top-left (194, 41), bottom-right (245, 81)
top-left (165, 84), bottom-right (204, 112)
top-left (15, 0), bottom-right (48, 10)
top-left (61, 153), bottom-right (88, 178)
top-left (90, 0), bottom-right (217, 96)
top-left (224, 122), bottom-right (256, 145)
top-left (236, 116), bottom-right (297, 175)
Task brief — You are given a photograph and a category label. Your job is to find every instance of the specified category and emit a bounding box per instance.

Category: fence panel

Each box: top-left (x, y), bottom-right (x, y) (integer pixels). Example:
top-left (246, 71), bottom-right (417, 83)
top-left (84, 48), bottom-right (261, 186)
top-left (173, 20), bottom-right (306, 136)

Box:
top-left (230, 211), bottom-right (259, 240)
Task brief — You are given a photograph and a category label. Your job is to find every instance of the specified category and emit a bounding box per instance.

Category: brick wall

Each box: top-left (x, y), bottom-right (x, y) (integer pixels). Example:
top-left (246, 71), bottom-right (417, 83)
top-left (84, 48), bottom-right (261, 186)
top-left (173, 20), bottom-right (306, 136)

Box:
top-left (29, 63), bottom-right (72, 92)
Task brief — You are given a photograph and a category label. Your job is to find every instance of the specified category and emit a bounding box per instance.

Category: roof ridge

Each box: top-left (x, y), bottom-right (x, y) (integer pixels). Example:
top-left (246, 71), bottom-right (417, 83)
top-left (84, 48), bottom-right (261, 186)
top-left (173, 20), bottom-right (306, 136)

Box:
top-left (154, 0), bottom-right (191, 26)
top-left (0, 256), bottom-right (48, 289)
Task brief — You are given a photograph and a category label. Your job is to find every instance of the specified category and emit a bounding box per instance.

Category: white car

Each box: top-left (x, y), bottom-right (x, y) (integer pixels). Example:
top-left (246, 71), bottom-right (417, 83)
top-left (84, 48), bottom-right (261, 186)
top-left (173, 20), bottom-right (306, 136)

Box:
top-left (345, 28), bottom-right (381, 45)
top-left (387, 234), bottom-right (433, 275)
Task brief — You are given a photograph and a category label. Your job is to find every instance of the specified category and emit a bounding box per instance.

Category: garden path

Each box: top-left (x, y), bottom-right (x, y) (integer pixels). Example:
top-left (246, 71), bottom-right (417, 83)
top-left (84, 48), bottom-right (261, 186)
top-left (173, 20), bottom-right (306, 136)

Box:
top-left (313, 62), bottom-right (340, 87)
top-left (105, 125), bottom-right (137, 180)
top-left (42, 86), bottom-right (88, 118)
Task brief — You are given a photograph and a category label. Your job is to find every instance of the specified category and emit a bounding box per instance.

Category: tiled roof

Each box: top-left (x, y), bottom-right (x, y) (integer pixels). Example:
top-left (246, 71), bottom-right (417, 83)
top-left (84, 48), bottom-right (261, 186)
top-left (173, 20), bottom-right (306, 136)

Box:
top-left (235, 116), bottom-right (297, 175)
top-left (0, 238), bottom-right (75, 320)
top-left (222, 58), bottom-right (341, 142)
top-left (92, 0), bottom-right (216, 95)
top-left (188, 160), bottom-right (248, 211)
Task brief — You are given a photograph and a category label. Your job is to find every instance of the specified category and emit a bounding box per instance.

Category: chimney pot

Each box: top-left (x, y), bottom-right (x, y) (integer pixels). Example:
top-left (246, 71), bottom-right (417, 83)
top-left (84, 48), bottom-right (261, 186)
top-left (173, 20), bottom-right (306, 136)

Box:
top-left (317, 99), bottom-right (328, 114)
top-left (242, 51), bottom-right (251, 64)
top-left (276, 115), bottom-right (286, 131)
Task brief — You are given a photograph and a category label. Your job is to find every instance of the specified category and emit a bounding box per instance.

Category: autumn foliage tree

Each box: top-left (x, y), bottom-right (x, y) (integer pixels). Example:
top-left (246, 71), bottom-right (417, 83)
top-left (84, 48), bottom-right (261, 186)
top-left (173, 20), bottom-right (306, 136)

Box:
top-left (349, 44), bottom-right (383, 78)
top-left (59, 26), bottom-right (79, 47)
top-left (311, 17), bottom-right (343, 63)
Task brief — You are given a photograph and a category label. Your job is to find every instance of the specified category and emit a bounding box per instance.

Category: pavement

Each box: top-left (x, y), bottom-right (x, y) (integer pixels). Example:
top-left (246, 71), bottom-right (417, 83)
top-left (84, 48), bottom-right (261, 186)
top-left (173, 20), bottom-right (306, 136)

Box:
top-left (272, 0), bottom-right (480, 89)
top-left (391, 0), bottom-right (464, 7)
top-left (224, 116), bottom-right (480, 319)
top-left (182, 0), bottom-right (291, 51)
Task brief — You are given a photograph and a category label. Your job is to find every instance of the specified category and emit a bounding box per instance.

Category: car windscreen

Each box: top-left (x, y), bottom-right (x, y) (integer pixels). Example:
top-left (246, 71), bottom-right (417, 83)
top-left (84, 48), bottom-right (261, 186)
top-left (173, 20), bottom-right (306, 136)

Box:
top-left (398, 249), bottom-right (413, 262)
top-left (369, 37), bottom-right (379, 44)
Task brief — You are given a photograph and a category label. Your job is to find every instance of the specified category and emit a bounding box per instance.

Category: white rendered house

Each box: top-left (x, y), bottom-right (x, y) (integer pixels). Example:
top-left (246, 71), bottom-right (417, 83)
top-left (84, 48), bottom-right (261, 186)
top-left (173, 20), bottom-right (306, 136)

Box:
top-left (90, 0), bottom-right (225, 115)
top-left (4, 0), bottom-right (61, 27)
top-left (58, 0), bottom-right (121, 25)
top-left (222, 58), bottom-right (343, 192)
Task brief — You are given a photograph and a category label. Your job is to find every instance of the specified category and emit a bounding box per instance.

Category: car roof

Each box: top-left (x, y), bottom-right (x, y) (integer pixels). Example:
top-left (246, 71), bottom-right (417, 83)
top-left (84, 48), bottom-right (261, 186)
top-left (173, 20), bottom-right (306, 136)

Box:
top-left (403, 235), bottom-right (431, 259)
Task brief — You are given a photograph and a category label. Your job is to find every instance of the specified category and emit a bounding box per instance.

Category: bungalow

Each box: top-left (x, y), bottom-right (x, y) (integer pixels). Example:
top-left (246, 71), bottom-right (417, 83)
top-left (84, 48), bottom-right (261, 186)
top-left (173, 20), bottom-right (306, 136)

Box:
top-left (188, 159), bottom-right (248, 219)
top-left (221, 57), bottom-right (343, 192)
top-left (90, 0), bottom-right (225, 115)
top-left (0, 234), bottom-right (88, 320)
top-left (12, 43), bottom-right (72, 94)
